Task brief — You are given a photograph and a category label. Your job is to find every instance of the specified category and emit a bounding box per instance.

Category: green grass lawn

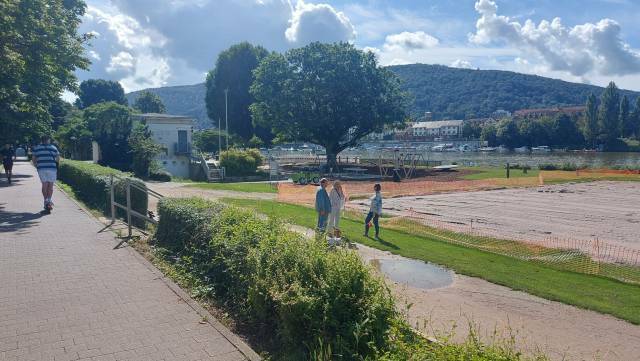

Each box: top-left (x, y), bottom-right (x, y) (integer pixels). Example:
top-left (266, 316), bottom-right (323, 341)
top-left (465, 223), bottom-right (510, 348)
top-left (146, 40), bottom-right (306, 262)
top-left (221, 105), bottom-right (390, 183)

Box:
top-left (223, 198), bottom-right (640, 325)
top-left (187, 181), bottom-right (278, 193)
top-left (461, 166), bottom-right (540, 180)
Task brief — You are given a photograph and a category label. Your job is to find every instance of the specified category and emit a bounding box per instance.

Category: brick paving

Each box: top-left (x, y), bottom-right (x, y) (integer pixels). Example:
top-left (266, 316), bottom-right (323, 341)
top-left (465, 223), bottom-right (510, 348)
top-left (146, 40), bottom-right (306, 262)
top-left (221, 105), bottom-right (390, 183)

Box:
top-left (0, 162), bottom-right (259, 361)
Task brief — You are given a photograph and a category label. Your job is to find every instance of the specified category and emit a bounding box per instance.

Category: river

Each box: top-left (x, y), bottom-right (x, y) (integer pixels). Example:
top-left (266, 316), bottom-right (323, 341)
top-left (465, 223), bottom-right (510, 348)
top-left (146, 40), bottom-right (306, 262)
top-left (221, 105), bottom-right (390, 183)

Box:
top-left (339, 149), bottom-right (640, 168)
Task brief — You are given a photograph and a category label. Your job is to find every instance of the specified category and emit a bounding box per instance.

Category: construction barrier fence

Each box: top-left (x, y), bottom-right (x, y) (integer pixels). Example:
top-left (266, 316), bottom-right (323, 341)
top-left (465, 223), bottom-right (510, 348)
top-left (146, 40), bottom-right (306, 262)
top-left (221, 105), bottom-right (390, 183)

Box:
top-left (276, 171), bottom-right (640, 285)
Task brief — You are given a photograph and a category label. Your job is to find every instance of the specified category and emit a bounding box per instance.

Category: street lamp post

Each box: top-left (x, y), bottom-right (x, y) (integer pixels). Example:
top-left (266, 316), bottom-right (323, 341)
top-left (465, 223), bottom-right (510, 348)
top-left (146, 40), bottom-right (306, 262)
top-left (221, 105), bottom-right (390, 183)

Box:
top-left (224, 88), bottom-right (229, 150)
top-left (218, 118), bottom-right (222, 158)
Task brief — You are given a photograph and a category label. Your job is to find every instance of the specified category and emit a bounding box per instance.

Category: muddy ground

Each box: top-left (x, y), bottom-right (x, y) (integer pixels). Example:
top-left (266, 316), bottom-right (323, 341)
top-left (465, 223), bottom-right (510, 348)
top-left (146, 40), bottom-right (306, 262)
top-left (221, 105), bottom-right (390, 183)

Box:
top-left (352, 181), bottom-right (640, 251)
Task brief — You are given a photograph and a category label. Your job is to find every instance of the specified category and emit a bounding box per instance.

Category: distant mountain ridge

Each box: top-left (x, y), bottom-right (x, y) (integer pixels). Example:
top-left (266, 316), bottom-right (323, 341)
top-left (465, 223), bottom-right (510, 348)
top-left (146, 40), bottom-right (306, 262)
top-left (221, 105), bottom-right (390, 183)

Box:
top-left (126, 64), bottom-right (640, 128)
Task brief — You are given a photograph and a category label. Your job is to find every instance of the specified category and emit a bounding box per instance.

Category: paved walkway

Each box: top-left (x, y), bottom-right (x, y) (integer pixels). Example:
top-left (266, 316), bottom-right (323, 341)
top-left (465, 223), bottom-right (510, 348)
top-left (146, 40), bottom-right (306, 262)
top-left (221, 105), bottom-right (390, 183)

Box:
top-left (0, 162), bottom-right (259, 361)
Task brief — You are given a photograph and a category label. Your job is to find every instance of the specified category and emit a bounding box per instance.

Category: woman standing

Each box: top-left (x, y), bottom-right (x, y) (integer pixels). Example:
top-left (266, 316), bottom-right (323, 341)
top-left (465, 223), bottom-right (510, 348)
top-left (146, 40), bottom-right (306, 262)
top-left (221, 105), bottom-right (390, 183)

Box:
top-left (328, 180), bottom-right (346, 237)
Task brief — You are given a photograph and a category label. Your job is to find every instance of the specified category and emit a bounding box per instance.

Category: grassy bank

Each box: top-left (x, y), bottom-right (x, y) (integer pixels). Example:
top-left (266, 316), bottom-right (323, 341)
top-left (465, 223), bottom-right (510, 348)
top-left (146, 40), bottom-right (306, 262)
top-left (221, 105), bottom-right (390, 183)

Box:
top-left (224, 198), bottom-right (640, 325)
top-left (187, 181), bottom-right (278, 193)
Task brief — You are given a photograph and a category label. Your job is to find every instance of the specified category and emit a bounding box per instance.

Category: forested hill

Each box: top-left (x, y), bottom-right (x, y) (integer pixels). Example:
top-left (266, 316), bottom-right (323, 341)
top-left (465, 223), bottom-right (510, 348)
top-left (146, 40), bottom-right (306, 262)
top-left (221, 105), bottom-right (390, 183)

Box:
top-left (391, 64), bottom-right (639, 119)
top-left (126, 83), bottom-right (209, 128)
top-left (126, 64), bottom-right (640, 127)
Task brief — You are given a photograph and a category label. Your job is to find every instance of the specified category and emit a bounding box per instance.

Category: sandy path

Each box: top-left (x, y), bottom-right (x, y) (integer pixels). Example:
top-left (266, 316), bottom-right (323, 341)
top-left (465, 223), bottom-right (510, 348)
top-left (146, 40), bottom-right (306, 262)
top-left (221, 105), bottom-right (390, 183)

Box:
top-left (356, 244), bottom-right (640, 361)
top-left (351, 181), bottom-right (640, 251)
top-left (144, 181), bottom-right (276, 212)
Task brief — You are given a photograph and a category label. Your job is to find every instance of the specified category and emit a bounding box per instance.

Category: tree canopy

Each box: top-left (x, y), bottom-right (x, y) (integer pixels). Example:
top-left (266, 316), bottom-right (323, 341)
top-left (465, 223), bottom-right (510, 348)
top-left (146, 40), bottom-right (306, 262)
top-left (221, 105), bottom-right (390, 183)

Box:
top-left (84, 102), bottom-right (132, 169)
top-left (205, 42), bottom-right (271, 142)
top-left (134, 91), bottom-right (166, 114)
top-left (598, 82), bottom-right (621, 145)
top-left (0, 0), bottom-right (90, 144)
top-left (77, 79), bottom-right (127, 109)
top-left (250, 42), bottom-right (409, 166)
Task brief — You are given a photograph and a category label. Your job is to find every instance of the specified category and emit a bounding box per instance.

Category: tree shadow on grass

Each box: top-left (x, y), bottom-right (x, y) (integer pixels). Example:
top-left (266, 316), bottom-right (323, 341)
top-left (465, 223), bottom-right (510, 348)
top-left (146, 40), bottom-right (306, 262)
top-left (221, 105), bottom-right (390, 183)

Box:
top-left (0, 203), bottom-right (44, 234)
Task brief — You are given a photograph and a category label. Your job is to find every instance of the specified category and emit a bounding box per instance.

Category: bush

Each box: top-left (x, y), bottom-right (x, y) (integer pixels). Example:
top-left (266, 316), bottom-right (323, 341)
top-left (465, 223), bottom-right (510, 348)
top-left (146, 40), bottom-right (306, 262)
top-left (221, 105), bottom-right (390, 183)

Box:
top-left (149, 170), bottom-right (172, 182)
top-left (219, 148), bottom-right (263, 176)
top-left (58, 160), bottom-right (148, 227)
top-left (154, 198), bottom-right (396, 359)
top-left (537, 163), bottom-right (583, 171)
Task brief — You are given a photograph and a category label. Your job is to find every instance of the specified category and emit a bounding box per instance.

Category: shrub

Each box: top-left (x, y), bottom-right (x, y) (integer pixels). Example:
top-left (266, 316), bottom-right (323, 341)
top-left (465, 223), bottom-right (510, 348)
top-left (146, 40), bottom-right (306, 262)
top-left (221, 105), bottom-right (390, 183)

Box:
top-left (154, 198), bottom-right (396, 359)
top-left (58, 160), bottom-right (148, 227)
top-left (219, 148), bottom-right (263, 176)
top-left (149, 170), bottom-right (172, 182)
top-left (538, 163), bottom-right (583, 171)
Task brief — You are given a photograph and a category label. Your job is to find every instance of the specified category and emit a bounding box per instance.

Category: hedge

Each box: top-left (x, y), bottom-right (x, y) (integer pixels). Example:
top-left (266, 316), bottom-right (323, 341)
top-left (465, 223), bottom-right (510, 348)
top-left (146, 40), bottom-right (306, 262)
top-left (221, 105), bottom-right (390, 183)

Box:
top-left (219, 148), bottom-right (263, 176)
top-left (154, 197), bottom-right (396, 359)
top-left (58, 160), bottom-right (148, 227)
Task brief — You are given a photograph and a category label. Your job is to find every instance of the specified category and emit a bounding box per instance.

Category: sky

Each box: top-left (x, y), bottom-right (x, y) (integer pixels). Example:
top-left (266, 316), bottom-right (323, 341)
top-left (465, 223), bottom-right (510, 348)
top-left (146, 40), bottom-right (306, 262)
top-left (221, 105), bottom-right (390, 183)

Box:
top-left (73, 0), bottom-right (640, 97)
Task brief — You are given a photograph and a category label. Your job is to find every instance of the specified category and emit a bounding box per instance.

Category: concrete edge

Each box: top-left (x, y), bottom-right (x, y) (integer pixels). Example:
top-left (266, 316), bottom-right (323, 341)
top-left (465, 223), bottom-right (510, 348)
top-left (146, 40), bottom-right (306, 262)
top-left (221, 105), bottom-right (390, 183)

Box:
top-left (56, 183), bottom-right (263, 361)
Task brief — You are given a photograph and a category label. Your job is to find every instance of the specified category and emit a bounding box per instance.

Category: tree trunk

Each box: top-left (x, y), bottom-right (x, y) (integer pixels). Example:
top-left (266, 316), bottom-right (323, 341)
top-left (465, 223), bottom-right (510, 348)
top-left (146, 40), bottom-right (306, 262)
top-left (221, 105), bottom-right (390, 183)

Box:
top-left (326, 152), bottom-right (338, 172)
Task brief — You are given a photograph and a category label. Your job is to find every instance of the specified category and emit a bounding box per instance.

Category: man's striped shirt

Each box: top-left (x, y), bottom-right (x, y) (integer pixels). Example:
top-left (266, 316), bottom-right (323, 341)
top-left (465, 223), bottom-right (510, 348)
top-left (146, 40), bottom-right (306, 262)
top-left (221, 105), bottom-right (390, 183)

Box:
top-left (33, 144), bottom-right (59, 170)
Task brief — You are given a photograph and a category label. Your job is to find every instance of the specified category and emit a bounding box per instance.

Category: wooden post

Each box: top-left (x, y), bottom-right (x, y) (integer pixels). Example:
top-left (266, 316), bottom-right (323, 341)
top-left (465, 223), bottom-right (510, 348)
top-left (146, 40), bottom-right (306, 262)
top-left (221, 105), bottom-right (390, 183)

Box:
top-left (126, 179), bottom-right (132, 238)
top-left (110, 175), bottom-right (115, 224)
top-left (506, 163), bottom-right (510, 179)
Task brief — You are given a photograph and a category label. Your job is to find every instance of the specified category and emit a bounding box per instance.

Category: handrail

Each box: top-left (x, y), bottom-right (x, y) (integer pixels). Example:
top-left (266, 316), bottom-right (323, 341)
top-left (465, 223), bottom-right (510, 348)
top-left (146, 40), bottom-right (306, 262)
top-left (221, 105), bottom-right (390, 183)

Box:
top-left (109, 174), bottom-right (163, 238)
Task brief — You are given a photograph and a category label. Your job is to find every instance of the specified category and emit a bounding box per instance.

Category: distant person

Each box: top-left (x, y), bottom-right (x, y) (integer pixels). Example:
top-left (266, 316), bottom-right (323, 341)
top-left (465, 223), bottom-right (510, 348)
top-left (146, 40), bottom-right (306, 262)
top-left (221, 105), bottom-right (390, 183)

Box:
top-left (315, 178), bottom-right (331, 232)
top-left (364, 183), bottom-right (382, 240)
top-left (1, 143), bottom-right (15, 184)
top-left (32, 136), bottom-right (60, 212)
top-left (328, 180), bottom-right (346, 238)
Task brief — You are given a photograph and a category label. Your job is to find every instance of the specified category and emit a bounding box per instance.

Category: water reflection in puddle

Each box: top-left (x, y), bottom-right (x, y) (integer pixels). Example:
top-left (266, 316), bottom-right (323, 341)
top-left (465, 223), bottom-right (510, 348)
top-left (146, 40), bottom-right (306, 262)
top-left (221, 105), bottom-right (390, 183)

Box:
top-left (370, 258), bottom-right (453, 290)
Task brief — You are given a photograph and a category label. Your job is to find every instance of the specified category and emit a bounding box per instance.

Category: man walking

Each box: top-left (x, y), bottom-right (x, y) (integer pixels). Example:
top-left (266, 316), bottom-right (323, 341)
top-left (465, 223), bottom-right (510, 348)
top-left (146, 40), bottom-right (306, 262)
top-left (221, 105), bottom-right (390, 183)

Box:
top-left (315, 178), bottom-right (332, 233)
top-left (1, 143), bottom-right (15, 184)
top-left (32, 136), bottom-right (59, 212)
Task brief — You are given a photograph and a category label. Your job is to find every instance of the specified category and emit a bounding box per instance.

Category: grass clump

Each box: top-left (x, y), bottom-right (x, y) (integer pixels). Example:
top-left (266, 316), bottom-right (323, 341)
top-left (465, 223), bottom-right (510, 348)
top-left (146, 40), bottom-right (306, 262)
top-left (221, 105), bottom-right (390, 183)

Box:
top-left (187, 181), bottom-right (277, 193)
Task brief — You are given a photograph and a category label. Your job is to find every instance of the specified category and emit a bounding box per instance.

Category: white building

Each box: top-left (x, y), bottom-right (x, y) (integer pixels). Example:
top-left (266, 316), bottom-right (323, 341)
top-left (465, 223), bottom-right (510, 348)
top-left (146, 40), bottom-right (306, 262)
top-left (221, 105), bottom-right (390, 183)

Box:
top-left (132, 113), bottom-right (194, 178)
top-left (411, 120), bottom-right (463, 138)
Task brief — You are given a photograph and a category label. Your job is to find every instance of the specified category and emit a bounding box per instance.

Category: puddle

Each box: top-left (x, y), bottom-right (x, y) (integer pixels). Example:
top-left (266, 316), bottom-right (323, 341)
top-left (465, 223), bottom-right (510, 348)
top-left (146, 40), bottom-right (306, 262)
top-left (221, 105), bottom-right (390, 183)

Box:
top-left (370, 258), bottom-right (453, 290)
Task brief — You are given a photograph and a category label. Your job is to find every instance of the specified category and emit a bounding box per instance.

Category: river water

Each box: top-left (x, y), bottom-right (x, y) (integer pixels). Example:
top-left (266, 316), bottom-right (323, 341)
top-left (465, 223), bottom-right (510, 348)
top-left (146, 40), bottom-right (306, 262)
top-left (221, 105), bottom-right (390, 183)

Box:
top-left (341, 150), bottom-right (640, 168)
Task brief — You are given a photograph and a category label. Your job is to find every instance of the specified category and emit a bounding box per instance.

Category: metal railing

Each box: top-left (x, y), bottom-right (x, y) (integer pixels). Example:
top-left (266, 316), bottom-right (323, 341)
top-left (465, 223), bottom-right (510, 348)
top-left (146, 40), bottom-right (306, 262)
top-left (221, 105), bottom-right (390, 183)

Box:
top-left (109, 174), bottom-right (163, 238)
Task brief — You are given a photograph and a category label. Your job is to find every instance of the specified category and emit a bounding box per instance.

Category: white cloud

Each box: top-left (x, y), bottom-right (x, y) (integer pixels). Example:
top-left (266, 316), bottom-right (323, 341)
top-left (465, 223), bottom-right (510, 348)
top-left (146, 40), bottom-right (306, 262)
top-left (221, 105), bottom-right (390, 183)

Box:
top-left (80, 4), bottom-right (170, 92)
top-left (106, 51), bottom-right (134, 74)
top-left (451, 59), bottom-right (473, 69)
top-left (469, 0), bottom-right (640, 76)
top-left (88, 50), bottom-right (101, 61)
top-left (383, 31), bottom-right (439, 51)
top-left (285, 1), bottom-right (355, 45)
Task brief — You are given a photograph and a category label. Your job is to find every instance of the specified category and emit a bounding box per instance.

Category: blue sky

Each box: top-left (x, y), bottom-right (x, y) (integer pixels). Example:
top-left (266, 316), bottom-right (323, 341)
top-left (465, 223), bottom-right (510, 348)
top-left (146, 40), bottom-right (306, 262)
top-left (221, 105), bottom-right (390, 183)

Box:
top-left (75, 0), bottom-right (640, 95)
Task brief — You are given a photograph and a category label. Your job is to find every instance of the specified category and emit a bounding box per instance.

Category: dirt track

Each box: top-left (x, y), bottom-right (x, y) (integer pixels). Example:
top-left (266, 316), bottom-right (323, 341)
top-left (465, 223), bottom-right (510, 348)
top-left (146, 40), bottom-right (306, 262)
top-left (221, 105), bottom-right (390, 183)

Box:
top-left (363, 181), bottom-right (640, 251)
top-left (357, 244), bottom-right (640, 361)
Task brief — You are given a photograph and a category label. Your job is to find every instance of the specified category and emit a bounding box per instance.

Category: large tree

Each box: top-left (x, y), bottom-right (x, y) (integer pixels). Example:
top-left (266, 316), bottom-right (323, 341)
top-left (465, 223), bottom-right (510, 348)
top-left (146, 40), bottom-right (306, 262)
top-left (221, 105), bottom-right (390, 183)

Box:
top-left (205, 42), bottom-right (270, 143)
top-left (619, 95), bottom-right (631, 138)
top-left (0, 0), bottom-right (90, 144)
top-left (134, 91), bottom-right (166, 114)
top-left (631, 97), bottom-right (640, 139)
top-left (54, 108), bottom-right (92, 160)
top-left (84, 102), bottom-right (132, 168)
top-left (495, 118), bottom-right (520, 148)
top-left (598, 81), bottom-right (621, 145)
top-left (583, 93), bottom-right (599, 147)
top-left (250, 42), bottom-right (409, 168)
top-left (77, 79), bottom-right (127, 109)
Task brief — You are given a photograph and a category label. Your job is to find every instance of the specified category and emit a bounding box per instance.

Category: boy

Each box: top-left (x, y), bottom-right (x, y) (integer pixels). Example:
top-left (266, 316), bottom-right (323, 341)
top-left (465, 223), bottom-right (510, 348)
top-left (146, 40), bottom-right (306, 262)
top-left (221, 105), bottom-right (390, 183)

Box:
top-left (364, 183), bottom-right (382, 240)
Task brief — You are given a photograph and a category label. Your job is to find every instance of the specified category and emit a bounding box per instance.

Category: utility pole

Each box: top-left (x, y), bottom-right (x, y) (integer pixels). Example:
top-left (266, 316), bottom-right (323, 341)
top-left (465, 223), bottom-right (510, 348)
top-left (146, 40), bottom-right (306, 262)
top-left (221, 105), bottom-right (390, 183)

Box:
top-left (224, 88), bottom-right (229, 150)
top-left (218, 118), bottom-right (222, 157)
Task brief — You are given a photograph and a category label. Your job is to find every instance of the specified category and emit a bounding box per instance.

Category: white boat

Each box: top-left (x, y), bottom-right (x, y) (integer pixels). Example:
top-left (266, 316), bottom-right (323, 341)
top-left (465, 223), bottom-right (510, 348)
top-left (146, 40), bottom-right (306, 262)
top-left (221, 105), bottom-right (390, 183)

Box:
top-left (531, 146), bottom-right (551, 153)
top-left (431, 144), bottom-right (446, 152)
top-left (479, 147), bottom-right (497, 152)
top-left (514, 146), bottom-right (530, 153)
top-left (432, 164), bottom-right (459, 171)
